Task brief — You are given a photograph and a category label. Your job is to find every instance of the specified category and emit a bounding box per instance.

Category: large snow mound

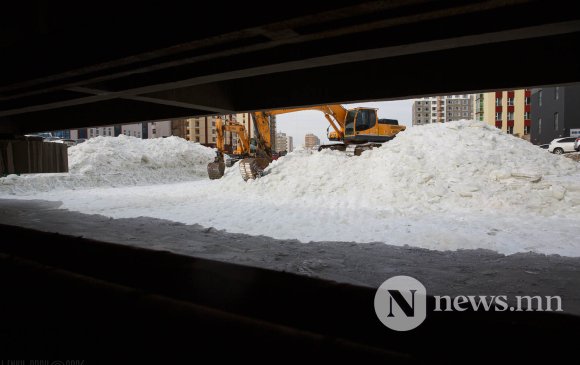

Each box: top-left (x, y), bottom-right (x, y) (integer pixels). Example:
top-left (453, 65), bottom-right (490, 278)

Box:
top-left (2, 120), bottom-right (580, 256)
top-left (214, 120), bottom-right (580, 216)
top-left (0, 136), bottom-right (215, 194)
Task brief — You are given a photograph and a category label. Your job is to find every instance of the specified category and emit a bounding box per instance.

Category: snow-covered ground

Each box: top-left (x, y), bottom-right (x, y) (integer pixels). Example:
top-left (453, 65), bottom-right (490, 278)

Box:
top-left (2, 121), bottom-right (580, 256)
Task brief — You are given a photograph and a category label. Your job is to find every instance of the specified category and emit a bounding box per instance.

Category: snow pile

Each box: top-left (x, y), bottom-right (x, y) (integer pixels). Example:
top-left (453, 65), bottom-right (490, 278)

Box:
top-left (2, 121), bottom-right (580, 256)
top-left (0, 136), bottom-right (215, 194)
top-left (214, 120), bottom-right (580, 216)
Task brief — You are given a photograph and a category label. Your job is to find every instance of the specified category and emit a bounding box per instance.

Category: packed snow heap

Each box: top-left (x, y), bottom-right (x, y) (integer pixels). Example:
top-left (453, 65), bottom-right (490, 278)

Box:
top-left (0, 135), bottom-right (216, 193)
top-left (1, 121), bottom-right (580, 256)
top-left (217, 120), bottom-right (580, 217)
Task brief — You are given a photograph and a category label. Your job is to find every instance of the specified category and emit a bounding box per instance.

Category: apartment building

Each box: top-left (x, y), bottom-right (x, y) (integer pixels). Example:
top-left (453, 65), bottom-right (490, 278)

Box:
top-left (286, 135), bottom-right (294, 153)
top-left (275, 132), bottom-right (288, 152)
top-left (304, 133), bottom-right (320, 149)
top-left (475, 89), bottom-right (531, 140)
top-left (412, 94), bottom-right (474, 126)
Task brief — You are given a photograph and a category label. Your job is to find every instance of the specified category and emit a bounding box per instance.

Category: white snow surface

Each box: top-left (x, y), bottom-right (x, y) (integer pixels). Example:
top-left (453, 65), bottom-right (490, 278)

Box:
top-left (0, 135), bottom-right (216, 193)
top-left (2, 121), bottom-right (580, 256)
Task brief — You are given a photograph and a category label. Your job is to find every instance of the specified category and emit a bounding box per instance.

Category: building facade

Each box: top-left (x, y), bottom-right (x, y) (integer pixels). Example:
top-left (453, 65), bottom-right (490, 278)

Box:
top-left (286, 135), bottom-right (294, 153)
top-left (275, 132), bottom-right (288, 152)
top-left (148, 121), bottom-right (172, 138)
top-left (475, 89), bottom-right (531, 140)
top-left (304, 133), bottom-right (320, 149)
top-left (121, 123), bottom-right (143, 138)
top-left (530, 85), bottom-right (580, 145)
top-left (412, 94), bottom-right (474, 126)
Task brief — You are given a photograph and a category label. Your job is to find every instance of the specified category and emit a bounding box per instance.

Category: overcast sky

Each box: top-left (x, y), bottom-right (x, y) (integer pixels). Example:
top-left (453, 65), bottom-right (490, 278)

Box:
top-left (275, 99), bottom-right (413, 146)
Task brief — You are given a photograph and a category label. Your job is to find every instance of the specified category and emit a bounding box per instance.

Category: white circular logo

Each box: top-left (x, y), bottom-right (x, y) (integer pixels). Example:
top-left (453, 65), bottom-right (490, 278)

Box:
top-left (374, 275), bottom-right (427, 331)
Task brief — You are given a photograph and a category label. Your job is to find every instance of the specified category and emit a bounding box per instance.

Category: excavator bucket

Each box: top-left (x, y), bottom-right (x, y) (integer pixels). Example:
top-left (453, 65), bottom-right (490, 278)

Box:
top-left (239, 158), bottom-right (270, 181)
top-left (207, 162), bottom-right (226, 180)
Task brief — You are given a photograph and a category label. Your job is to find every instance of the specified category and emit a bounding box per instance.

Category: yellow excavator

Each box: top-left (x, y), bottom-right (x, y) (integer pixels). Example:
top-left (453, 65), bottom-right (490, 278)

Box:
top-left (207, 104), bottom-right (406, 181)
top-left (207, 118), bottom-right (252, 179)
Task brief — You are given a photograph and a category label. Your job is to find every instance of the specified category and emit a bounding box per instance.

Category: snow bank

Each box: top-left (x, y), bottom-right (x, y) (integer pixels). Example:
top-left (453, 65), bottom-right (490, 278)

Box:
top-left (214, 120), bottom-right (580, 217)
top-left (2, 121), bottom-right (580, 256)
top-left (0, 136), bottom-right (215, 194)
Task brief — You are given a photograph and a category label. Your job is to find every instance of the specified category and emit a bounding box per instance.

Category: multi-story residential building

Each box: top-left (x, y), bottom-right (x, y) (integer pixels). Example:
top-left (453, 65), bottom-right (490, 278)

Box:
top-left (475, 89), bottom-right (531, 140)
top-left (171, 119), bottom-right (189, 139)
top-left (275, 132), bottom-right (288, 152)
top-left (412, 94), bottom-right (474, 125)
top-left (286, 135), bottom-right (294, 153)
top-left (148, 121), bottom-right (172, 138)
top-left (304, 133), bottom-right (320, 149)
top-left (530, 85), bottom-right (580, 145)
top-left (121, 123), bottom-right (144, 138)
top-left (87, 125), bottom-right (117, 138)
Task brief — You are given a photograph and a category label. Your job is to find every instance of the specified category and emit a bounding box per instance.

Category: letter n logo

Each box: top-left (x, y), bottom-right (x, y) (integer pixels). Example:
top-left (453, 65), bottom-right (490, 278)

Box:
top-left (374, 276), bottom-right (427, 331)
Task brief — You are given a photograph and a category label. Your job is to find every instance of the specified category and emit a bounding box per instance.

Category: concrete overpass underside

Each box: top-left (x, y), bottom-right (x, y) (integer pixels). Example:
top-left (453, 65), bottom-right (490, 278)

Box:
top-left (2, 1), bottom-right (580, 363)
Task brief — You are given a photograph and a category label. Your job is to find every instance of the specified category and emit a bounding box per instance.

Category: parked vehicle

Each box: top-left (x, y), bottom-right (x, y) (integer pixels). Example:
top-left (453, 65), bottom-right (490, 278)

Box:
top-left (44, 137), bottom-right (64, 143)
top-left (575, 137), bottom-right (580, 152)
top-left (548, 137), bottom-right (577, 154)
top-left (61, 139), bottom-right (77, 147)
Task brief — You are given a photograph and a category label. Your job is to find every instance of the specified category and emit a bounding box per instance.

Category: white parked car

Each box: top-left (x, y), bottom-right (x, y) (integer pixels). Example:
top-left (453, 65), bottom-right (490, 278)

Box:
top-left (548, 137), bottom-right (577, 154)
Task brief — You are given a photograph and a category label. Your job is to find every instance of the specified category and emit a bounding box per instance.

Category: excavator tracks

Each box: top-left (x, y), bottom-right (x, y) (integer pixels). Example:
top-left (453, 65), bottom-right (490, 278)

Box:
top-left (239, 157), bottom-right (270, 181)
top-left (319, 142), bottom-right (383, 156)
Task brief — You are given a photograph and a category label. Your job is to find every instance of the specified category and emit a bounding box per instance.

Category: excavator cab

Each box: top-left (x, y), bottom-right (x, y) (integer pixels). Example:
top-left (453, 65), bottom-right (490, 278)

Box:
top-left (344, 107), bottom-right (404, 143)
top-left (344, 108), bottom-right (378, 141)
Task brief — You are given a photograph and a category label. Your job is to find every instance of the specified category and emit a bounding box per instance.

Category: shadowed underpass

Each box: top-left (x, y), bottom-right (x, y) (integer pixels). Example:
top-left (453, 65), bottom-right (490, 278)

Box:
top-left (2, 198), bottom-right (579, 315)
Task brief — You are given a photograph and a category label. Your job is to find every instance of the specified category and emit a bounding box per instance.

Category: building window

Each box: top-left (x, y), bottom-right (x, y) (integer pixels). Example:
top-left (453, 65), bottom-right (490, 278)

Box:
top-left (195, 121), bottom-right (199, 127)
top-left (212, 137), bottom-right (216, 142)
top-left (432, 107), bottom-right (436, 111)
top-left (507, 126), bottom-right (514, 134)
top-left (432, 113), bottom-right (436, 117)
top-left (507, 111), bottom-right (514, 120)
top-left (212, 129), bottom-right (216, 134)
top-left (462, 100), bottom-right (467, 104)
top-left (554, 112), bottom-right (559, 130)
top-left (507, 98), bottom-right (514, 106)
top-left (495, 112), bottom-right (502, 121)
top-left (448, 100), bottom-right (452, 104)
top-left (525, 96), bottom-right (530, 105)
top-left (212, 121), bottom-right (216, 126)
top-left (495, 98), bottom-right (502, 106)
top-left (195, 137), bottom-right (200, 142)
top-left (524, 125), bottom-right (530, 135)
top-left (539, 90), bottom-right (542, 106)
top-left (152, 128), bottom-right (156, 134)
top-left (555, 87), bottom-right (559, 100)
top-left (195, 128), bottom-right (200, 134)
top-left (432, 101), bottom-right (437, 104)
top-left (538, 118), bottom-right (542, 134)
top-left (463, 112), bottom-right (468, 117)
top-left (463, 106), bottom-right (468, 111)
top-left (524, 111), bottom-right (530, 120)
top-left (417, 107), bottom-right (422, 111)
